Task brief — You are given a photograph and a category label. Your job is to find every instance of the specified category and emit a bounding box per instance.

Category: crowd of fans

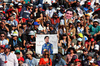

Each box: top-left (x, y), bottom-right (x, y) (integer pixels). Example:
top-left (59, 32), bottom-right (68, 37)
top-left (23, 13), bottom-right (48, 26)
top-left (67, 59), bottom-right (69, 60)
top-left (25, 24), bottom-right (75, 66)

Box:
top-left (0, 0), bottom-right (100, 66)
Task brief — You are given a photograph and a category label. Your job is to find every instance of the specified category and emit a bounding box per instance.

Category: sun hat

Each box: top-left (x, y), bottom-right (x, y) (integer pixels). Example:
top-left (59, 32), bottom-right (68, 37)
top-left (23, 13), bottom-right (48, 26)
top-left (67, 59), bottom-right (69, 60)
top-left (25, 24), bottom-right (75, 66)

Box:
top-left (77, 38), bottom-right (82, 41)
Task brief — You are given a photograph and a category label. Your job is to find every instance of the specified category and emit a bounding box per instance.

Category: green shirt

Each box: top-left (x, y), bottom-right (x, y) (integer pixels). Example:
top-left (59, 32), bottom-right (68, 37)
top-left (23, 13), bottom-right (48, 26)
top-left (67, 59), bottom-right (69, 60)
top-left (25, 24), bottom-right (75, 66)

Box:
top-left (89, 25), bottom-right (100, 35)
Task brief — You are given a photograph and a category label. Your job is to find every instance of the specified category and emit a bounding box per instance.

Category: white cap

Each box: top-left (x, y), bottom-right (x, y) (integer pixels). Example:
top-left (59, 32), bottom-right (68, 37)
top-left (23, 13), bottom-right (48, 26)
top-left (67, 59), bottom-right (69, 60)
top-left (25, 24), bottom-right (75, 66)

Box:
top-left (94, 44), bottom-right (99, 50)
top-left (18, 3), bottom-right (22, 6)
top-left (93, 19), bottom-right (99, 22)
top-left (0, 5), bottom-right (3, 8)
top-left (12, 31), bottom-right (18, 36)
top-left (10, 3), bottom-right (14, 6)
top-left (28, 31), bottom-right (35, 36)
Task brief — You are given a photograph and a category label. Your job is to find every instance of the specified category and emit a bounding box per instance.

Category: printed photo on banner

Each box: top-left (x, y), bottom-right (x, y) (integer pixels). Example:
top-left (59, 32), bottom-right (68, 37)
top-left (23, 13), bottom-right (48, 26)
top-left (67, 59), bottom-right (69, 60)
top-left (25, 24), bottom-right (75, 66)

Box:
top-left (36, 34), bottom-right (58, 54)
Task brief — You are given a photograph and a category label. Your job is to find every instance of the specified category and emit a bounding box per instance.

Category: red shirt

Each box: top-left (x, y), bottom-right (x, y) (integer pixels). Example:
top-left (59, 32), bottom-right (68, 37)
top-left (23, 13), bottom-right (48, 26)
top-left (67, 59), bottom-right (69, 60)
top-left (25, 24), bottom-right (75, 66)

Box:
top-left (50, 18), bottom-right (60, 25)
top-left (18, 8), bottom-right (22, 13)
top-left (39, 58), bottom-right (52, 65)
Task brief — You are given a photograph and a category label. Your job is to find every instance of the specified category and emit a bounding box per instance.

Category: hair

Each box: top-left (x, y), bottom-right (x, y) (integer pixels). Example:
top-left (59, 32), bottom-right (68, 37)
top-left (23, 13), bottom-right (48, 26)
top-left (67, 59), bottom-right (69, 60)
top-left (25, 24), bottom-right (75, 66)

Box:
top-left (0, 31), bottom-right (5, 35)
top-left (43, 50), bottom-right (50, 58)
top-left (66, 9), bottom-right (74, 15)
top-left (44, 36), bottom-right (49, 39)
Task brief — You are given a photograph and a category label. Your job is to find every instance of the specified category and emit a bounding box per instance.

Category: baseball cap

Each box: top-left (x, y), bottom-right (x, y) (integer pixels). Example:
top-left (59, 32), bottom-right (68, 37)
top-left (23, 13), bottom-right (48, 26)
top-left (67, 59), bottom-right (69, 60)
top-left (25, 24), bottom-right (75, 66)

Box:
top-left (93, 19), bottom-right (99, 23)
top-left (77, 20), bottom-right (81, 23)
top-left (15, 50), bottom-right (20, 54)
top-left (78, 33), bottom-right (83, 38)
top-left (12, 31), bottom-right (18, 36)
top-left (36, 19), bottom-right (40, 22)
top-left (34, 22), bottom-right (40, 25)
top-left (91, 38), bottom-right (94, 42)
top-left (87, 2), bottom-right (91, 5)
top-left (75, 59), bottom-right (81, 62)
top-left (10, 3), bottom-right (14, 6)
top-left (18, 57), bottom-right (24, 62)
top-left (28, 31), bottom-right (35, 36)
top-left (77, 38), bottom-right (82, 41)
top-left (18, 3), bottom-right (22, 6)
top-left (26, 51), bottom-right (33, 55)
top-left (38, 4), bottom-right (42, 7)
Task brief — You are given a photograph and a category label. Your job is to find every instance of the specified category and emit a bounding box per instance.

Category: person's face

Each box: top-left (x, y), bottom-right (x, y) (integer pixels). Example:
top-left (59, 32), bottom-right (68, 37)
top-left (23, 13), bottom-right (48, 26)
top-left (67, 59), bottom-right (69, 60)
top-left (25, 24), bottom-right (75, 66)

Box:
top-left (30, 35), bottom-right (34, 39)
top-left (86, 16), bottom-right (90, 20)
top-left (18, 61), bottom-right (23, 65)
top-left (63, 36), bottom-right (66, 39)
top-left (78, 41), bottom-right (82, 44)
top-left (44, 52), bottom-right (49, 58)
top-left (39, 7), bottom-right (42, 10)
top-left (0, 48), bottom-right (4, 53)
top-left (26, 54), bottom-right (31, 58)
top-left (70, 49), bottom-right (74, 54)
top-left (75, 62), bottom-right (81, 66)
top-left (66, 11), bottom-right (73, 19)
top-left (27, 6), bottom-right (30, 9)
top-left (30, 6), bottom-right (33, 9)
top-left (22, 25), bottom-right (26, 28)
top-left (77, 22), bottom-right (80, 26)
top-left (35, 7), bottom-right (38, 11)
top-left (91, 41), bottom-right (94, 45)
top-left (87, 56), bottom-right (92, 60)
top-left (83, 51), bottom-right (88, 55)
top-left (93, 22), bottom-right (98, 27)
top-left (45, 37), bottom-right (49, 43)
top-left (49, 7), bottom-right (52, 10)
top-left (13, 36), bottom-right (17, 40)
top-left (18, 5), bottom-right (22, 8)
top-left (34, 25), bottom-right (39, 29)
top-left (0, 34), bottom-right (5, 40)
top-left (69, 24), bottom-right (73, 28)
top-left (71, 43), bottom-right (74, 46)
top-left (14, 47), bottom-right (19, 50)
top-left (10, 16), bottom-right (14, 20)
top-left (16, 53), bottom-right (20, 58)
top-left (4, 48), bottom-right (10, 54)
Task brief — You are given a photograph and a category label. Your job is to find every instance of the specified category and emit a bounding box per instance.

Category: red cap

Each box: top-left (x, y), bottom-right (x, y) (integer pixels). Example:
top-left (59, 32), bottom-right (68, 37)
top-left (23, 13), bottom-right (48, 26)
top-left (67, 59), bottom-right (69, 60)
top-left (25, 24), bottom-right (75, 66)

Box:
top-left (75, 59), bottom-right (81, 62)
top-left (18, 57), bottom-right (24, 62)
top-left (87, 2), bottom-right (91, 5)
top-left (0, 45), bottom-right (5, 49)
top-left (91, 38), bottom-right (94, 42)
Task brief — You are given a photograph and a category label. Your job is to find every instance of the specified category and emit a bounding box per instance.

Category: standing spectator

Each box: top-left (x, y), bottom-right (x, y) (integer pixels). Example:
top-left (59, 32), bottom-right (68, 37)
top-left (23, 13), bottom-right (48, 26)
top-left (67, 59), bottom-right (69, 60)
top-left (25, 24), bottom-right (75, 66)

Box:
top-left (0, 45), bottom-right (18, 66)
top-left (25, 51), bottom-right (38, 66)
top-left (0, 32), bottom-right (8, 45)
top-left (39, 50), bottom-right (52, 66)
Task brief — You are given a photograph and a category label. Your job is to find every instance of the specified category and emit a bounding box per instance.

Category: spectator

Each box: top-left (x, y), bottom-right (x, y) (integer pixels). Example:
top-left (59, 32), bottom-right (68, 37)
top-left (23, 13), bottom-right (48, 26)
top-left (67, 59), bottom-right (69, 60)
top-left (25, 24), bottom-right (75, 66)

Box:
top-left (52, 54), bottom-right (67, 66)
top-left (9, 31), bottom-right (22, 51)
top-left (0, 45), bottom-right (18, 66)
top-left (0, 32), bottom-right (8, 45)
top-left (18, 57), bottom-right (28, 66)
top-left (25, 51), bottom-right (38, 66)
top-left (39, 50), bottom-right (52, 66)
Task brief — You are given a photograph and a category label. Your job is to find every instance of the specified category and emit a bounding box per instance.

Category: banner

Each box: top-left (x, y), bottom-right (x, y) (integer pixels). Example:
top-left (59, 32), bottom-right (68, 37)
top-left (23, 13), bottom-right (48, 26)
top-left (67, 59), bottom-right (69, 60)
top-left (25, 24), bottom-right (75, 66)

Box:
top-left (36, 34), bottom-right (58, 54)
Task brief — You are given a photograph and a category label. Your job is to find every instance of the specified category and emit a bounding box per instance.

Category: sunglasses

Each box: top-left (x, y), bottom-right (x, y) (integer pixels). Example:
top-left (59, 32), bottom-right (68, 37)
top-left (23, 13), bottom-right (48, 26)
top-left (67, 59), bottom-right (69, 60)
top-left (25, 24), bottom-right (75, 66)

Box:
top-left (45, 54), bottom-right (49, 55)
top-left (1, 36), bottom-right (4, 37)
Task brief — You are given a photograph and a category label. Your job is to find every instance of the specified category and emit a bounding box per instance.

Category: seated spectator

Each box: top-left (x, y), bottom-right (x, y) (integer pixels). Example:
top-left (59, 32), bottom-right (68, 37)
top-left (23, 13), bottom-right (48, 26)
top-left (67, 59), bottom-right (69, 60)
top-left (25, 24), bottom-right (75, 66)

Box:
top-left (0, 32), bottom-right (8, 45)
top-left (9, 31), bottom-right (22, 51)
top-left (39, 50), bottom-right (52, 66)
top-left (52, 54), bottom-right (66, 66)
top-left (66, 47), bottom-right (78, 65)
top-left (18, 57), bottom-right (28, 66)
top-left (86, 19), bottom-right (100, 40)
top-left (50, 12), bottom-right (60, 28)
top-left (25, 51), bottom-right (38, 66)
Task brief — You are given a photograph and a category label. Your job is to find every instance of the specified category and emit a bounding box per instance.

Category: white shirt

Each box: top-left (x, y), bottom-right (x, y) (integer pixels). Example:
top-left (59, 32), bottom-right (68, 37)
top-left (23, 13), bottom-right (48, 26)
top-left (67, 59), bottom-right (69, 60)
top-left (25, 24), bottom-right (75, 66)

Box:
top-left (0, 53), bottom-right (18, 66)
top-left (43, 0), bottom-right (52, 5)
top-left (0, 39), bottom-right (8, 45)
top-left (45, 9), bottom-right (56, 17)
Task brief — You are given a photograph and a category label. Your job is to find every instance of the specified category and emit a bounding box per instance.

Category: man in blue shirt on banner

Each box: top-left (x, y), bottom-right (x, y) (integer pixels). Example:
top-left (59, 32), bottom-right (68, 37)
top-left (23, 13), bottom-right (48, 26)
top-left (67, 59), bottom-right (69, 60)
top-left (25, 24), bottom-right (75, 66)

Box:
top-left (41, 36), bottom-right (53, 54)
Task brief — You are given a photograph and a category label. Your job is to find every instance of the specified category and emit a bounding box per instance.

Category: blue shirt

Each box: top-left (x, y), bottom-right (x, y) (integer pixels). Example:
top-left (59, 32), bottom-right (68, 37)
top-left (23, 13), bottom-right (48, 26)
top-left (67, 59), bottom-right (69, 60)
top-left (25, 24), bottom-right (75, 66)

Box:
top-left (58, 12), bottom-right (63, 17)
top-left (7, 20), bottom-right (18, 27)
top-left (41, 42), bottom-right (53, 54)
top-left (25, 57), bottom-right (38, 66)
top-left (53, 58), bottom-right (66, 66)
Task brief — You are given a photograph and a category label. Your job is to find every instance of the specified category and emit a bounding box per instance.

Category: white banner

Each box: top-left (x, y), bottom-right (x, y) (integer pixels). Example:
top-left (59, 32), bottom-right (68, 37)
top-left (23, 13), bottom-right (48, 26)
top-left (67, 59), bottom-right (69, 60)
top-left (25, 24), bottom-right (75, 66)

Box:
top-left (36, 34), bottom-right (58, 54)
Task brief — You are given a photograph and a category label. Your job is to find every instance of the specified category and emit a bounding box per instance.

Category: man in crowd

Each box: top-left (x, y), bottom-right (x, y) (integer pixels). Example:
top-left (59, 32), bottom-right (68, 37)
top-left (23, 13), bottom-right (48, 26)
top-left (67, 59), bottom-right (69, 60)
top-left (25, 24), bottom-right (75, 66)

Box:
top-left (0, 45), bottom-right (18, 66)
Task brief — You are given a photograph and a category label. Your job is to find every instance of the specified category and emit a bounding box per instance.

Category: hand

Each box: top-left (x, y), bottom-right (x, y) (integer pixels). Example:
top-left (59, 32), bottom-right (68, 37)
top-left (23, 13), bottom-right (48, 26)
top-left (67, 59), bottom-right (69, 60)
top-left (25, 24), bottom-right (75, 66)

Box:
top-left (94, 34), bottom-right (97, 37)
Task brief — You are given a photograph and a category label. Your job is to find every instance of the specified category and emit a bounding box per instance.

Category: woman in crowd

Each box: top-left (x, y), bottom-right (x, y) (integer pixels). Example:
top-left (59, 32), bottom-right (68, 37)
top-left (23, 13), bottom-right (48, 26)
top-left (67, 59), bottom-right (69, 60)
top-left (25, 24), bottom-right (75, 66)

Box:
top-left (39, 50), bottom-right (52, 66)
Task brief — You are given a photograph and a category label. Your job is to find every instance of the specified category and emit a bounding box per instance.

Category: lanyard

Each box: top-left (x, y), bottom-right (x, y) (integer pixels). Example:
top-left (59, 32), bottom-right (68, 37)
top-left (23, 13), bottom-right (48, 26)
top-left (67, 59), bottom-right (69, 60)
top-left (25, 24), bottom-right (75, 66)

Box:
top-left (29, 59), bottom-right (32, 66)
top-left (5, 54), bottom-right (7, 61)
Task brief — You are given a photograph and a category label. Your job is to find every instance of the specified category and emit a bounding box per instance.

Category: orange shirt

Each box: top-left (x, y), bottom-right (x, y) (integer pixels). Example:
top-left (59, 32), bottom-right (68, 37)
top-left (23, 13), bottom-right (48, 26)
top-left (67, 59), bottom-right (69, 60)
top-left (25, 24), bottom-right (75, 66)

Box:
top-left (39, 58), bottom-right (52, 65)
